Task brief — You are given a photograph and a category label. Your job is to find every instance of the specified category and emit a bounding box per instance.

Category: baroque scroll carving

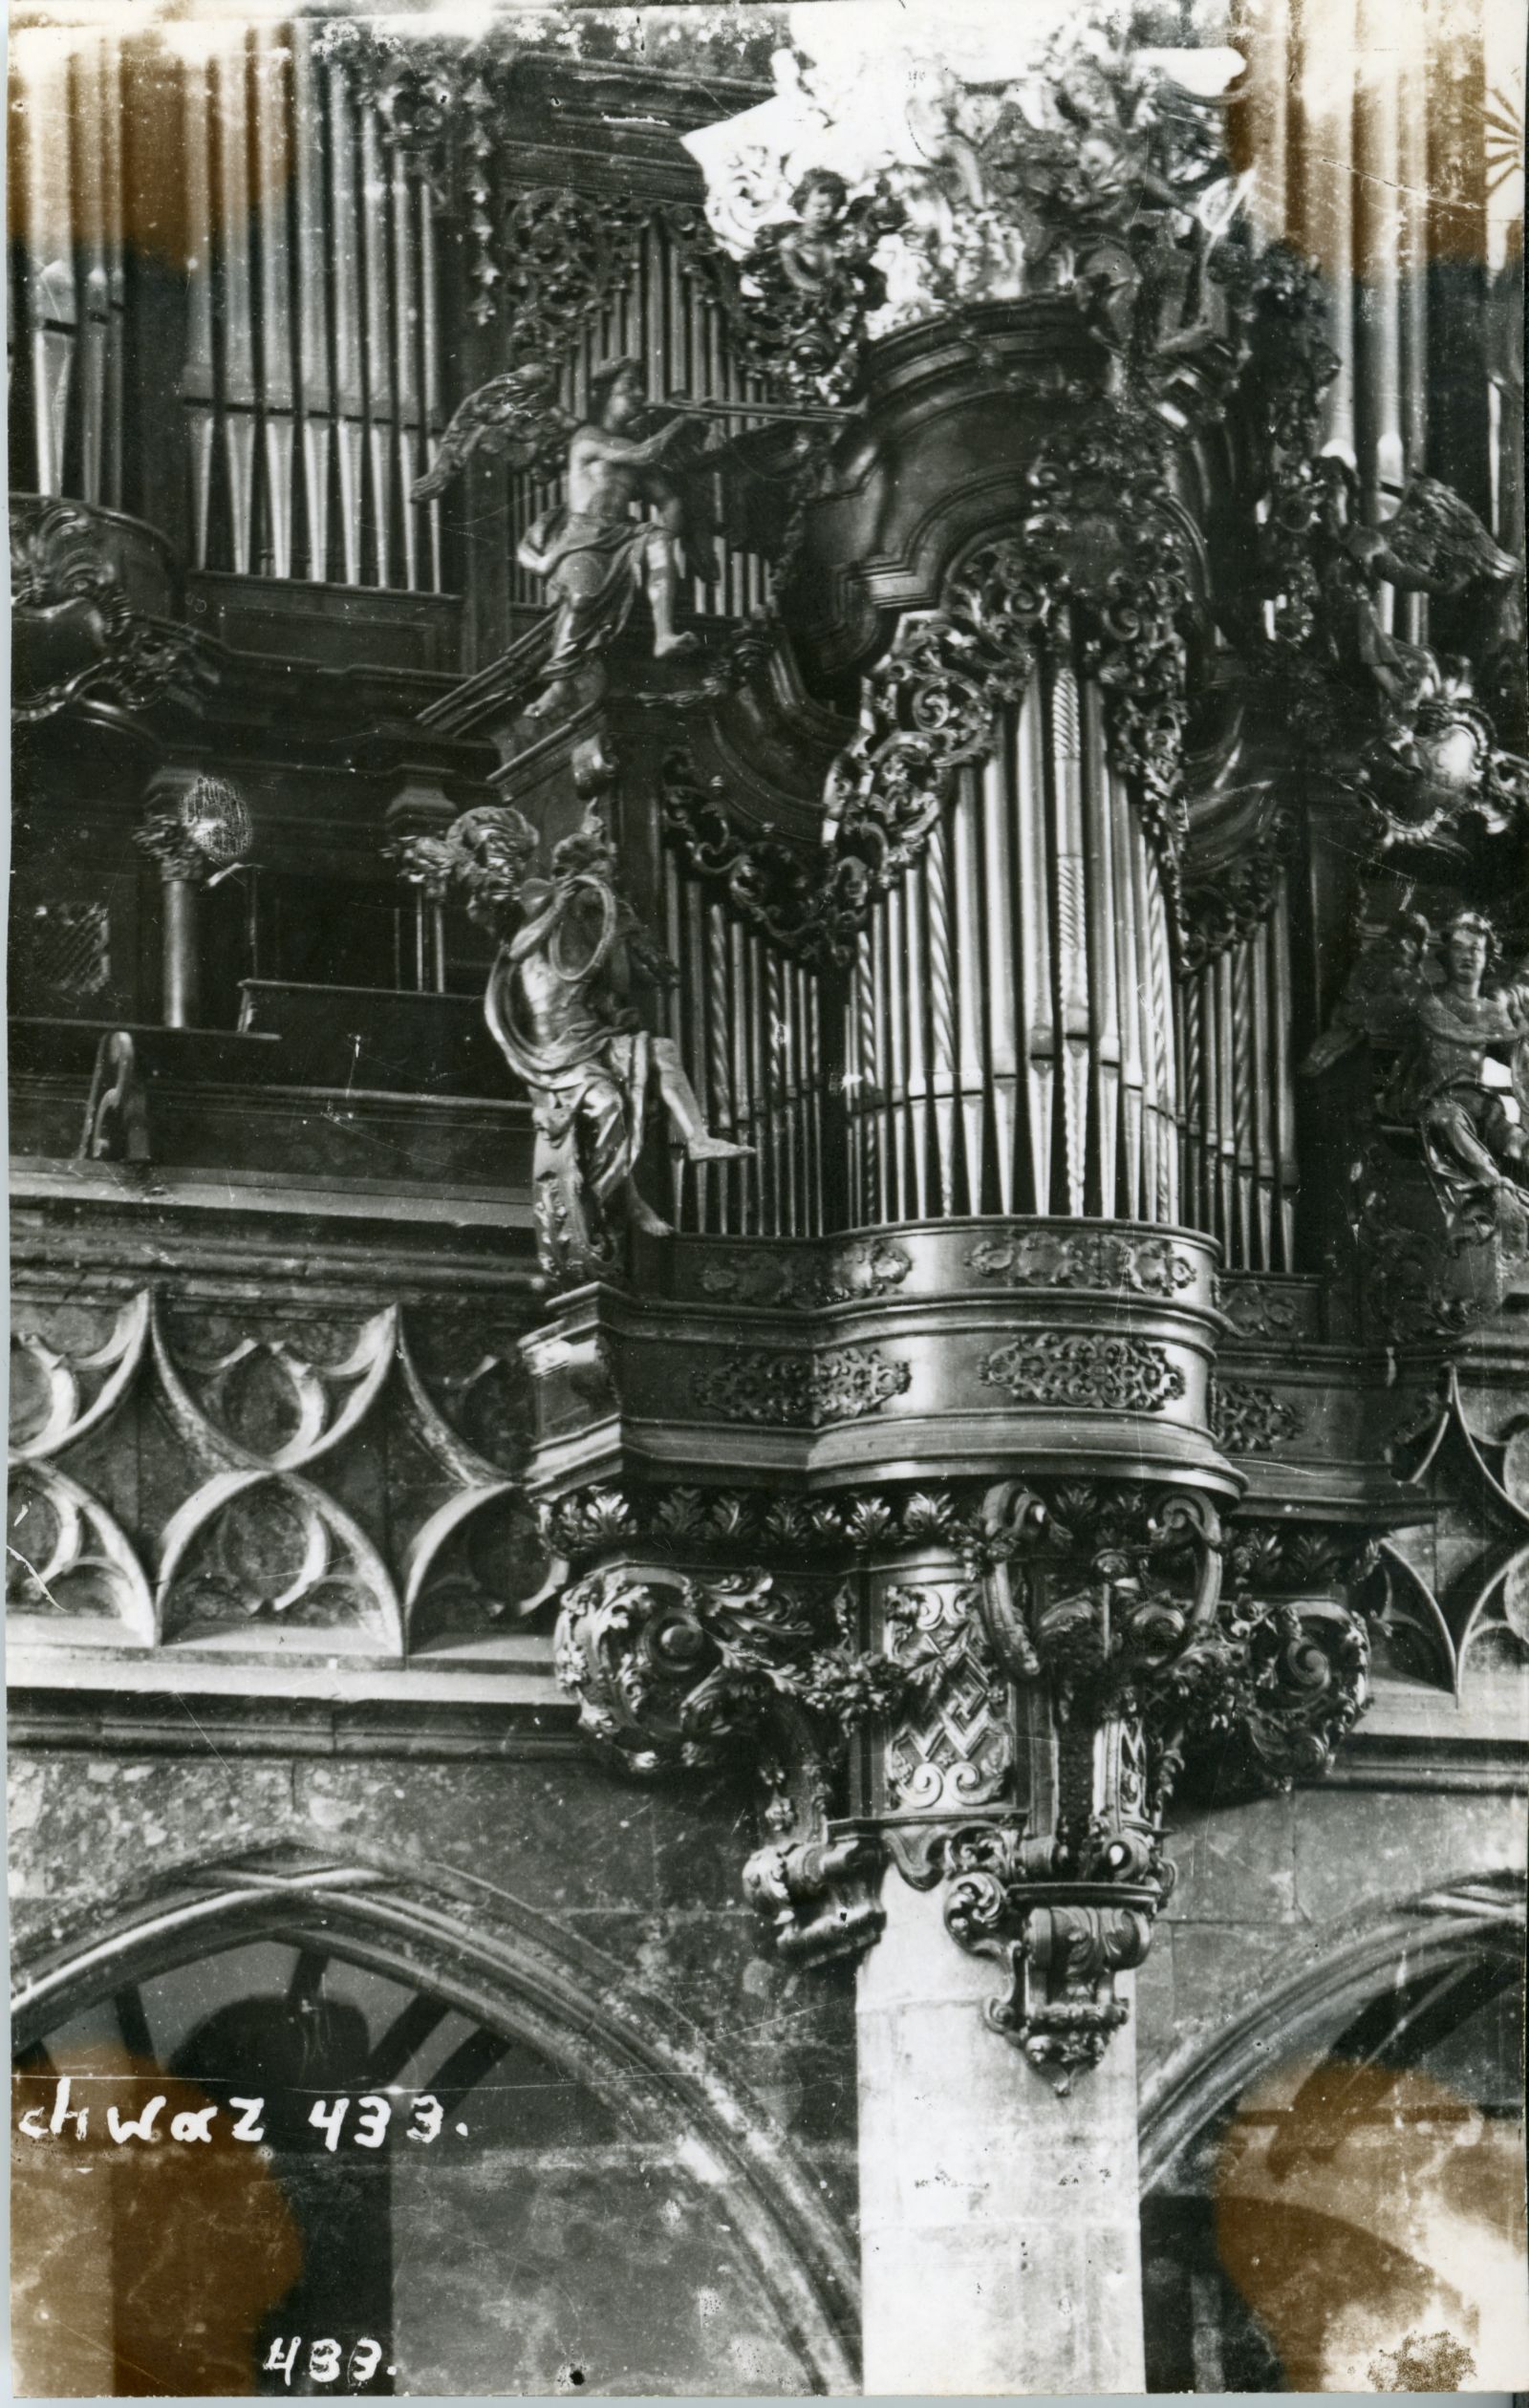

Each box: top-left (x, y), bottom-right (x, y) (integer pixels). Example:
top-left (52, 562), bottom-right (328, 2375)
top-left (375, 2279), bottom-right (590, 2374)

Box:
top-left (665, 409), bottom-right (1197, 965)
top-left (553, 1562), bottom-right (888, 1965)
top-left (915, 1480), bottom-right (1370, 2082)
top-left (978, 1332), bottom-right (1185, 1414)
top-left (688, 1344), bottom-right (912, 1429)
top-left (10, 498), bottom-right (195, 724)
top-left (543, 1468), bottom-right (1373, 2074)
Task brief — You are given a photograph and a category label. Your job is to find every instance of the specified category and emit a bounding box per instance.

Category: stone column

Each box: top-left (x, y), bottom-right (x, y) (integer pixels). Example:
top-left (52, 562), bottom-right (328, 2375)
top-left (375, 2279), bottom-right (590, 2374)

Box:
top-left (135, 805), bottom-right (209, 1027)
top-left (857, 1872), bottom-right (1145, 2396)
top-left (134, 776), bottom-right (248, 1027)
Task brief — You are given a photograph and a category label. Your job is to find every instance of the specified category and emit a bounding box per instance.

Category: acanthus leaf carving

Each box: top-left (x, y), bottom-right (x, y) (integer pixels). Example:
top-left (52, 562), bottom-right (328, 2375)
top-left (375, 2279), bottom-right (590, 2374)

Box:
top-left (554, 1562), bottom-right (824, 1775)
top-left (552, 1560), bottom-right (889, 1964)
top-left (1210, 1378), bottom-right (1305, 1455)
top-left (10, 497), bottom-right (196, 724)
top-left (665, 409), bottom-right (1196, 966)
top-left (965, 1229), bottom-right (1195, 1298)
top-left (978, 1331), bottom-right (1185, 1414)
top-left (698, 1238), bottom-right (913, 1311)
top-left (689, 1344), bottom-right (912, 1428)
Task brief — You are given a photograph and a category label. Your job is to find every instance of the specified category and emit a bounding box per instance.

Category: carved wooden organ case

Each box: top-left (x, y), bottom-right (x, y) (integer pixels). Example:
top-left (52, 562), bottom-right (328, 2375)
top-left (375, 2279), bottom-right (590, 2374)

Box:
top-left (8, 14), bottom-right (1526, 2083)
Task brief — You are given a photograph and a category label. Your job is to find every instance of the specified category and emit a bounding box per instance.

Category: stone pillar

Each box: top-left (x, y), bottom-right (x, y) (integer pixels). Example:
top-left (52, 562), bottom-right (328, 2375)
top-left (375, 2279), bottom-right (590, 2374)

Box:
top-left (134, 775), bottom-right (248, 1028)
top-left (135, 807), bottom-right (208, 1027)
top-left (857, 1872), bottom-right (1145, 2396)
top-left (160, 872), bottom-right (203, 1028)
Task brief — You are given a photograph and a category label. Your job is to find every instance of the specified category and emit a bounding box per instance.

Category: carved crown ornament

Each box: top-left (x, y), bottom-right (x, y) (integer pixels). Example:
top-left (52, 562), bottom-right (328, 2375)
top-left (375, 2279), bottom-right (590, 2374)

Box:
top-left (547, 1471), bottom-right (1371, 2087)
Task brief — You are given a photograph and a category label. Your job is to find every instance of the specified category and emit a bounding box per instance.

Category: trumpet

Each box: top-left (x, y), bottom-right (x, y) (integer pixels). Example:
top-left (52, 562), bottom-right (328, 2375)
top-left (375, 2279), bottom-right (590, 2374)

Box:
top-left (657, 394), bottom-right (857, 424)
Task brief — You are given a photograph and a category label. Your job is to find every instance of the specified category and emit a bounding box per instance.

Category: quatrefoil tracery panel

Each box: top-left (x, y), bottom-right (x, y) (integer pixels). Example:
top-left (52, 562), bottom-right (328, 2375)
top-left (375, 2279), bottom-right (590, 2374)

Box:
top-left (6, 1282), bottom-right (544, 1663)
top-left (157, 1470), bottom-right (404, 1648)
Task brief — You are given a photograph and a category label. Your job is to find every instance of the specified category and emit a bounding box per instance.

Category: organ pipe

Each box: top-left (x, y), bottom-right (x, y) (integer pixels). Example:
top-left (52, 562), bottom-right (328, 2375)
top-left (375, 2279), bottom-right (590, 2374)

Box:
top-left (253, 24), bottom-right (293, 577)
top-left (292, 25), bottom-right (332, 581)
top-left (214, 32), bottom-right (256, 575)
top-left (1175, 882), bottom-right (1301, 1274)
top-left (835, 655), bottom-right (1188, 1229)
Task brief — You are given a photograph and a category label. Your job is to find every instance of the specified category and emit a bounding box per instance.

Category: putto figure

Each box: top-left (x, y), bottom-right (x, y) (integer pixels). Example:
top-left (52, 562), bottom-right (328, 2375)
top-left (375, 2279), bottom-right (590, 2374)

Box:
top-left (739, 169), bottom-right (903, 404)
top-left (397, 805), bottom-right (750, 1281)
top-left (412, 355), bottom-right (718, 721)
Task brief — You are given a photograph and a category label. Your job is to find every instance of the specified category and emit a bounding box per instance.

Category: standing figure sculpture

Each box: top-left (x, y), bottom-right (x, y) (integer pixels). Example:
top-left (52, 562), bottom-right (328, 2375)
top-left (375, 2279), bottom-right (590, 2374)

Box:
top-left (412, 355), bottom-right (720, 722)
top-left (398, 806), bottom-right (750, 1281)
top-left (1398, 912), bottom-right (1529, 1233)
top-left (1303, 902), bottom-right (1529, 1242)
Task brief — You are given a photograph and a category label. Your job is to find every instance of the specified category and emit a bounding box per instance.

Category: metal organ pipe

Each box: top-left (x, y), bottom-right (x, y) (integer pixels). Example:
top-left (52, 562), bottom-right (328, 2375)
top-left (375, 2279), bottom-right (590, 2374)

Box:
top-left (71, 35), bottom-right (114, 511)
top-left (214, 32), bottom-right (256, 575)
top-left (654, 851), bottom-right (838, 1240)
top-left (1353, 0), bottom-right (1406, 510)
top-left (1177, 880), bottom-right (1301, 1275)
top-left (179, 36), bottom-right (217, 564)
top-left (326, 61), bottom-right (364, 587)
top-left (12, 28), bottom-right (79, 501)
top-left (835, 654), bottom-right (1189, 1228)
top-left (253, 26), bottom-right (293, 578)
top-left (159, 38), bottom-right (447, 591)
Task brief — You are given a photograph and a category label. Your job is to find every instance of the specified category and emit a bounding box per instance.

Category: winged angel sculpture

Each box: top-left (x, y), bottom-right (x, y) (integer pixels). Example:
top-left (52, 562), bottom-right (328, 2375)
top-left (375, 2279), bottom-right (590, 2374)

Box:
top-left (412, 356), bottom-right (721, 722)
top-left (1303, 903), bottom-right (1529, 1242)
top-left (398, 804), bottom-right (750, 1281)
top-left (1312, 464), bottom-right (1519, 711)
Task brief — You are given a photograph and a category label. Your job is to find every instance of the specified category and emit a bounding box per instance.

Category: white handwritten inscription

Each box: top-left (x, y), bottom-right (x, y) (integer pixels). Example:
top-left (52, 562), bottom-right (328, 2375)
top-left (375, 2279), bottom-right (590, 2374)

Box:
top-left (15, 2076), bottom-right (453, 2146)
top-left (263, 2338), bottom-right (391, 2387)
top-left (306, 2094), bottom-right (443, 2150)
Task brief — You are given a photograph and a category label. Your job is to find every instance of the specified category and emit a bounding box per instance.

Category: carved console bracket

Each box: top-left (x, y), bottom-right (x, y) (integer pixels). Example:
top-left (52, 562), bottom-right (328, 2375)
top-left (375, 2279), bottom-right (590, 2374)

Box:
top-left (553, 1559), bottom-right (890, 1967)
top-left (542, 1450), bottom-right (1371, 2081)
top-left (10, 497), bottom-right (196, 726)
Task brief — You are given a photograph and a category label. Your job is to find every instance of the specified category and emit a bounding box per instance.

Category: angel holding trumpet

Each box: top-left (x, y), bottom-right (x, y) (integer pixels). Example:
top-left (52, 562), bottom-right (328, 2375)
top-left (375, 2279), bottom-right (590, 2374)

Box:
top-left (413, 351), bottom-right (851, 720)
top-left (413, 354), bottom-right (721, 721)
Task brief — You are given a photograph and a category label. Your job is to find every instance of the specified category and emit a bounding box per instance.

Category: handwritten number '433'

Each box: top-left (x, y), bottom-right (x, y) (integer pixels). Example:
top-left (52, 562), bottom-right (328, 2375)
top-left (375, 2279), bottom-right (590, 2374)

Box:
top-left (264, 2338), bottom-right (386, 2387)
top-left (308, 2094), bottom-right (445, 2150)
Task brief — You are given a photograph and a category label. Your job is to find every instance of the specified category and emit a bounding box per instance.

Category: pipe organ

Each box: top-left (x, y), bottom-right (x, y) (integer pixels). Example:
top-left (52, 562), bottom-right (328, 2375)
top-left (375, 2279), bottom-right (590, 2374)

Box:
top-left (7, 5), bottom-right (1526, 2390)
top-left (172, 20), bottom-right (447, 588)
top-left (838, 680), bottom-right (1184, 1232)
